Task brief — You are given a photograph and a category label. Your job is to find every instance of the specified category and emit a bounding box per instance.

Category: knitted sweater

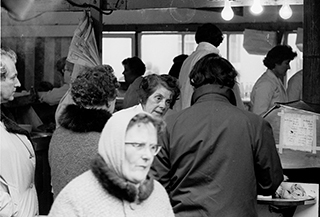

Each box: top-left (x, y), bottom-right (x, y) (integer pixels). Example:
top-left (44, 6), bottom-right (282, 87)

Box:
top-left (48, 156), bottom-right (174, 217)
top-left (48, 105), bottom-right (112, 197)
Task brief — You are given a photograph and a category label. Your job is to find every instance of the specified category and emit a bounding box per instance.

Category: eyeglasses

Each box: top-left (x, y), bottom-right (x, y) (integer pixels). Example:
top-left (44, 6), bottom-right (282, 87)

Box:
top-left (125, 142), bottom-right (162, 156)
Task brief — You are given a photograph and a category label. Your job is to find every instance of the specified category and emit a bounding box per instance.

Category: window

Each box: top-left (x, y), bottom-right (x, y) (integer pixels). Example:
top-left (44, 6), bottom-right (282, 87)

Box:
top-left (227, 34), bottom-right (265, 101)
top-left (286, 33), bottom-right (303, 82)
top-left (102, 32), bottom-right (135, 81)
top-left (102, 30), bottom-right (302, 101)
top-left (141, 33), bottom-right (182, 75)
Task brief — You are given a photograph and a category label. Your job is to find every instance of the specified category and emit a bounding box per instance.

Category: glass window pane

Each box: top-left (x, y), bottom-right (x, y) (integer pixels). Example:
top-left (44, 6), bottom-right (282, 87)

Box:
top-left (219, 34), bottom-right (227, 59)
top-left (141, 34), bottom-right (182, 75)
top-left (287, 33), bottom-right (303, 82)
top-left (184, 34), bottom-right (196, 54)
top-left (102, 37), bottom-right (132, 81)
top-left (228, 34), bottom-right (265, 101)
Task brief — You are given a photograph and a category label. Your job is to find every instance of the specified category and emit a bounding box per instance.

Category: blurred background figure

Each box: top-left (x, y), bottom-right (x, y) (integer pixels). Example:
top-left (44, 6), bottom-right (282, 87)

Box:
top-left (168, 54), bottom-right (188, 79)
top-left (151, 53), bottom-right (283, 217)
top-left (0, 47), bottom-right (39, 217)
top-left (48, 110), bottom-right (174, 217)
top-left (122, 56), bottom-right (146, 109)
top-left (120, 74), bottom-right (180, 119)
top-left (38, 57), bottom-right (71, 106)
top-left (49, 64), bottom-right (119, 198)
top-left (287, 69), bottom-right (303, 102)
top-left (175, 23), bottom-right (244, 111)
top-left (250, 45), bottom-right (297, 116)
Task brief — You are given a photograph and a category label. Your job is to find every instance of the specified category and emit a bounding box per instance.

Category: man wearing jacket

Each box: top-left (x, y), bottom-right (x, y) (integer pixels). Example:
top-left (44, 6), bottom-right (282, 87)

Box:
top-left (152, 53), bottom-right (283, 217)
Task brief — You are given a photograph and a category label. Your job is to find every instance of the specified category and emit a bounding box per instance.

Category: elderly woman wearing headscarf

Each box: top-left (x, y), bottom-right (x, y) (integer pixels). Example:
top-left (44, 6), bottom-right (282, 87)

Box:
top-left (48, 109), bottom-right (174, 217)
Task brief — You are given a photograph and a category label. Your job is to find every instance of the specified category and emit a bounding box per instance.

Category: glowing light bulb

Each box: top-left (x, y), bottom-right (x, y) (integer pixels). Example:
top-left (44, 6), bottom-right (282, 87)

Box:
top-left (221, 0), bottom-right (234, 21)
top-left (279, 2), bottom-right (292, 20)
top-left (250, 0), bottom-right (263, 15)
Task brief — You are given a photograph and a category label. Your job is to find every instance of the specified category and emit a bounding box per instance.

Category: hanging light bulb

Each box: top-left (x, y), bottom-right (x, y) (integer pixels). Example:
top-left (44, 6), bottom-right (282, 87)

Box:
top-left (250, 0), bottom-right (263, 15)
top-left (279, 2), bottom-right (292, 20)
top-left (221, 0), bottom-right (234, 21)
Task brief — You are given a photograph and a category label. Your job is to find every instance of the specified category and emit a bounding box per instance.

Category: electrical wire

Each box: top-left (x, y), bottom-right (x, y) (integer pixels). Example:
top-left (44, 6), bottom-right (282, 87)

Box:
top-left (7, 11), bottom-right (46, 22)
top-left (66, 0), bottom-right (113, 15)
top-left (5, 0), bottom-right (113, 21)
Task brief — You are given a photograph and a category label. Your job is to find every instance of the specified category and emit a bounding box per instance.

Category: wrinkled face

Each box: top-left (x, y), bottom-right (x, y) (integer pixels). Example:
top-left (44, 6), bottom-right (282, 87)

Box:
top-left (123, 122), bottom-right (158, 184)
top-left (0, 56), bottom-right (21, 103)
top-left (142, 86), bottom-right (173, 118)
top-left (274, 59), bottom-right (291, 77)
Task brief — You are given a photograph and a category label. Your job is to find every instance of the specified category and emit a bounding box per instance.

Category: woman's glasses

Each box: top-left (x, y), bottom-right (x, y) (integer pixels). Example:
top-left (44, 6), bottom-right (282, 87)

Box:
top-left (125, 142), bottom-right (162, 156)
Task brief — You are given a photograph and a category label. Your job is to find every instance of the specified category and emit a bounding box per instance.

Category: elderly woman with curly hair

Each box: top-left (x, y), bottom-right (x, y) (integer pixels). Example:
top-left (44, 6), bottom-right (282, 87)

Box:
top-left (120, 74), bottom-right (180, 118)
top-left (48, 64), bottom-right (119, 198)
top-left (48, 110), bottom-right (174, 217)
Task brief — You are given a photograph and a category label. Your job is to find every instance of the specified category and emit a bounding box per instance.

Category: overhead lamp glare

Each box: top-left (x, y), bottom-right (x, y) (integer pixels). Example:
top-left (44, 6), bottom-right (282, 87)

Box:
top-left (279, 2), bottom-right (292, 20)
top-left (250, 0), bottom-right (263, 15)
top-left (221, 0), bottom-right (234, 21)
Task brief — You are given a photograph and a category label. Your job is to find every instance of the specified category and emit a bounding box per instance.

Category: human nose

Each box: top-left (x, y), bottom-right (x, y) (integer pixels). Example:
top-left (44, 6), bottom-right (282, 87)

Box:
top-left (158, 99), bottom-right (166, 108)
top-left (140, 146), bottom-right (153, 159)
top-left (15, 78), bottom-right (21, 87)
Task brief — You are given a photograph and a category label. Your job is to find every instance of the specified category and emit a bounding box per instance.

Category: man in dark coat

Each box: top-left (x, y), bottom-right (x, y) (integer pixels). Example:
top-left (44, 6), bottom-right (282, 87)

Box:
top-left (151, 53), bottom-right (283, 217)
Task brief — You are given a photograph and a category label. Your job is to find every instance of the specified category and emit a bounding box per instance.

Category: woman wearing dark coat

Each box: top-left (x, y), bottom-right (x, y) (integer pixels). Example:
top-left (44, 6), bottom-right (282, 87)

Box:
top-left (48, 64), bottom-right (119, 198)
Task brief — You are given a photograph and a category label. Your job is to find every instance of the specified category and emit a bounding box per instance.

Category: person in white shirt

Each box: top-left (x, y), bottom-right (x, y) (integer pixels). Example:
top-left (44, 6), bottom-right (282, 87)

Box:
top-left (251, 45), bottom-right (297, 116)
top-left (175, 23), bottom-right (245, 112)
top-left (38, 57), bottom-right (71, 106)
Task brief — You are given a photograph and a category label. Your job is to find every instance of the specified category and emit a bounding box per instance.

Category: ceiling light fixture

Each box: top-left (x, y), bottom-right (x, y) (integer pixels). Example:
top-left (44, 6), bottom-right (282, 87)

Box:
top-left (250, 0), bottom-right (263, 15)
top-left (221, 0), bottom-right (234, 21)
top-left (279, 2), bottom-right (292, 20)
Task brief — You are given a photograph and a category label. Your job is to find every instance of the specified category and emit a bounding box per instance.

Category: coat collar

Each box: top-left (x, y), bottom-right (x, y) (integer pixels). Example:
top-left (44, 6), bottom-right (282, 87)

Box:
top-left (58, 104), bottom-right (112, 132)
top-left (191, 84), bottom-right (237, 106)
top-left (196, 42), bottom-right (220, 55)
top-left (91, 154), bottom-right (154, 203)
top-left (265, 69), bottom-right (287, 94)
top-left (0, 106), bottom-right (30, 138)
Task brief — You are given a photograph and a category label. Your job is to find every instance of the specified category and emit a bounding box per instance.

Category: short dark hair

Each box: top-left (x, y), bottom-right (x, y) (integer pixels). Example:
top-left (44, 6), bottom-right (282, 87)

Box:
top-left (263, 45), bottom-right (297, 69)
top-left (168, 54), bottom-right (188, 79)
top-left (190, 53), bottom-right (237, 89)
top-left (1, 47), bottom-right (17, 80)
top-left (138, 74), bottom-right (180, 109)
top-left (122, 56), bottom-right (146, 76)
top-left (195, 23), bottom-right (224, 47)
top-left (71, 64), bottom-right (119, 108)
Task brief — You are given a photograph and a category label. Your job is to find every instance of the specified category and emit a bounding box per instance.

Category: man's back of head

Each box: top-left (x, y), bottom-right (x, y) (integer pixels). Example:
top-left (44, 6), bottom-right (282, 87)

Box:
top-left (195, 23), bottom-right (224, 47)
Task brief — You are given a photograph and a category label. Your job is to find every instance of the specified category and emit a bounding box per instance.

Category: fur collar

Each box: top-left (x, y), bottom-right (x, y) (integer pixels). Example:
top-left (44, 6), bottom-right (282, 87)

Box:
top-left (91, 155), bottom-right (154, 203)
top-left (58, 104), bottom-right (112, 133)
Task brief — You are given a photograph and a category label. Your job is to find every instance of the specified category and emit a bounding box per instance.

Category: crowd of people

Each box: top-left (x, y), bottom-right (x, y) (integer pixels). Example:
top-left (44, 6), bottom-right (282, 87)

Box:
top-left (1, 22), bottom-right (305, 217)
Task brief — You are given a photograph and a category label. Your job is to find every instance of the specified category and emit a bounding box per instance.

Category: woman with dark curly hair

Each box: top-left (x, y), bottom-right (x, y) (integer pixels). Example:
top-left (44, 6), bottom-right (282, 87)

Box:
top-left (120, 74), bottom-right (180, 118)
top-left (250, 45), bottom-right (297, 116)
top-left (48, 64), bottom-right (119, 198)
